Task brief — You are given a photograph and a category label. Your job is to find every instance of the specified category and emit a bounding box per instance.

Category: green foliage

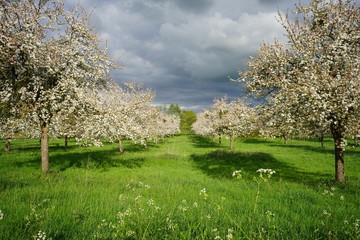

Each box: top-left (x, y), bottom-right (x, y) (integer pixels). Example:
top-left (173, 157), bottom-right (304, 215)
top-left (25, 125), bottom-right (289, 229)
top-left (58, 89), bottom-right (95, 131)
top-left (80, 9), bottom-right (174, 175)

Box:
top-left (180, 110), bottom-right (197, 135)
top-left (166, 103), bottom-right (181, 116)
top-left (0, 136), bottom-right (359, 239)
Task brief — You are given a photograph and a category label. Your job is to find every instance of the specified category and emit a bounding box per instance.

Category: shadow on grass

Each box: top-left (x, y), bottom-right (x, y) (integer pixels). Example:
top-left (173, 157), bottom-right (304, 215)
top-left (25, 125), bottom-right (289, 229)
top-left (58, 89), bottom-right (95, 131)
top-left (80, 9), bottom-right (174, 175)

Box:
top-left (13, 145), bottom-right (80, 153)
top-left (189, 135), bottom-right (224, 149)
top-left (124, 143), bottom-right (157, 153)
top-left (13, 148), bottom-right (145, 171)
top-left (52, 150), bottom-right (146, 171)
top-left (268, 143), bottom-right (360, 158)
top-left (241, 138), bottom-right (271, 144)
top-left (191, 150), bottom-right (332, 184)
top-left (241, 138), bottom-right (360, 158)
top-left (0, 178), bottom-right (29, 191)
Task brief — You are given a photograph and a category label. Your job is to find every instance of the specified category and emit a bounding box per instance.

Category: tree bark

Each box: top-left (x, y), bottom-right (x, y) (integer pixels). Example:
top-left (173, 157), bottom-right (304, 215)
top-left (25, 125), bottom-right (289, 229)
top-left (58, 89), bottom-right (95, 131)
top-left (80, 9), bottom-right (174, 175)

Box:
top-left (282, 134), bottom-right (288, 144)
top-left (218, 135), bottom-right (222, 144)
top-left (143, 138), bottom-right (147, 148)
top-left (65, 135), bottom-right (68, 148)
top-left (330, 123), bottom-right (345, 182)
top-left (319, 135), bottom-right (324, 148)
top-left (41, 122), bottom-right (50, 172)
top-left (118, 135), bottom-right (124, 154)
top-left (229, 134), bottom-right (234, 151)
top-left (5, 135), bottom-right (11, 152)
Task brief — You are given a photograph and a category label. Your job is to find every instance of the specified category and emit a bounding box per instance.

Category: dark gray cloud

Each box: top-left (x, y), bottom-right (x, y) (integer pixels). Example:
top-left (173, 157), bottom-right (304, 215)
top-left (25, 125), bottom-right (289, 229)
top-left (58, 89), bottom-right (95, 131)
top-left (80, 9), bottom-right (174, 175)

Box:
top-left (174, 0), bottom-right (213, 13)
top-left (65, 0), bottom-right (312, 112)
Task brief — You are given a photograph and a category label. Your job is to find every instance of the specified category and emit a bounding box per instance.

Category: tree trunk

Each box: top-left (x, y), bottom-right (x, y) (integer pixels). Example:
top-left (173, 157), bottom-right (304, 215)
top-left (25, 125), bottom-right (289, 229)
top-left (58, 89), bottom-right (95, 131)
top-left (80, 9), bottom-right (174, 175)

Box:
top-left (319, 135), bottom-right (324, 148)
top-left (41, 122), bottom-right (50, 172)
top-left (5, 136), bottom-right (11, 152)
top-left (65, 135), bottom-right (68, 148)
top-left (143, 138), bottom-right (147, 148)
top-left (330, 124), bottom-right (345, 182)
top-left (229, 134), bottom-right (234, 151)
top-left (118, 135), bottom-right (124, 154)
top-left (282, 134), bottom-right (288, 144)
top-left (218, 135), bottom-right (222, 144)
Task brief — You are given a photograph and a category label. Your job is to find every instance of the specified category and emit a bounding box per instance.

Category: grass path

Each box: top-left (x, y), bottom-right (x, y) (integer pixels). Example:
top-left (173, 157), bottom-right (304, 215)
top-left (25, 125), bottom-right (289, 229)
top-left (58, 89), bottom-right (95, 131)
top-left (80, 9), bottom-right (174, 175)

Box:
top-left (0, 135), bottom-right (359, 239)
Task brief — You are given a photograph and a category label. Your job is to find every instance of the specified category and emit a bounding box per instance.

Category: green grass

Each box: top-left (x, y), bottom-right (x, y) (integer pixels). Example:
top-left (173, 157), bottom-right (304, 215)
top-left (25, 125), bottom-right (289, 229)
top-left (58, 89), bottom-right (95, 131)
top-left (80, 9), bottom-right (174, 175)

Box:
top-left (0, 135), bottom-right (359, 239)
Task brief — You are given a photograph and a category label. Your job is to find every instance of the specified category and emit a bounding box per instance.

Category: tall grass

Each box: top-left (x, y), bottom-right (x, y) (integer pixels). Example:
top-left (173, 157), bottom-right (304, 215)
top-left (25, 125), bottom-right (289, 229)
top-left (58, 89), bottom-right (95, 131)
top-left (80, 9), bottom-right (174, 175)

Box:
top-left (0, 135), bottom-right (359, 239)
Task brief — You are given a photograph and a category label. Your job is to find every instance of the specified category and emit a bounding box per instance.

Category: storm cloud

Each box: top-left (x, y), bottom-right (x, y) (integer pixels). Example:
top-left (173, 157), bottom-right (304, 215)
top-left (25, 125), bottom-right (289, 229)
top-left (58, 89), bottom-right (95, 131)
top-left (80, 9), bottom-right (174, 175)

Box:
top-left (65, 0), bottom-right (311, 112)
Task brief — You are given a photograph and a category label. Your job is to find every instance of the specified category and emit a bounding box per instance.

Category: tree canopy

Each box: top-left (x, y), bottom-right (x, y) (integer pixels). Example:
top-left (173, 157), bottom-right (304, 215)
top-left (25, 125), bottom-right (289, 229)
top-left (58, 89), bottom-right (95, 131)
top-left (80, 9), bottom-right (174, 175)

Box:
top-left (0, 0), bottom-right (118, 171)
top-left (237, 0), bottom-right (360, 182)
top-left (166, 103), bottom-right (181, 116)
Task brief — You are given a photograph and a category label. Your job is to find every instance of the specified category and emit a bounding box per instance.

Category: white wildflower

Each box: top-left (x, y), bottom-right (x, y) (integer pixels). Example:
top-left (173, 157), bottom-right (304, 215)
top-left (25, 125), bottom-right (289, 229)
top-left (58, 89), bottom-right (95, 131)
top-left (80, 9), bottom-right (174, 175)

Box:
top-left (232, 170), bottom-right (242, 179)
top-left (178, 205), bottom-right (188, 212)
top-left (322, 210), bottom-right (331, 216)
top-left (266, 211), bottom-right (275, 217)
top-left (118, 194), bottom-right (125, 200)
top-left (147, 199), bottom-right (154, 206)
top-left (200, 188), bottom-right (208, 199)
top-left (256, 168), bottom-right (276, 181)
top-left (34, 230), bottom-right (47, 240)
top-left (232, 170), bottom-right (241, 177)
top-left (167, 222), bottom-right (176, 231)
top-left (117, 208), bottom-right (132, 219)
top-left (354, 219), bottom-right (360, 228)
top-left (256, 168), bottom-right (276, 175)
top-left (226, 233), bottom-right (233, 239)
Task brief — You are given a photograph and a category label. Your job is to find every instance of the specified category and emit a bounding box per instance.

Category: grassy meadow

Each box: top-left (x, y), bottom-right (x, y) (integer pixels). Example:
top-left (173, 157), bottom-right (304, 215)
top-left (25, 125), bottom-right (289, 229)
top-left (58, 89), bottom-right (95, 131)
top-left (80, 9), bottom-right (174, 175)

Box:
top-left (0, 135), bottom-right (359, 239)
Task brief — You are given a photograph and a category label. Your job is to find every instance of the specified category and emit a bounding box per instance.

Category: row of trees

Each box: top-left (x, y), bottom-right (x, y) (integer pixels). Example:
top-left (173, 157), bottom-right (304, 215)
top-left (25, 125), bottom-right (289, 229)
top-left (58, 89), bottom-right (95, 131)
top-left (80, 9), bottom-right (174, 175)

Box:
top-left (1, 0), bottom-right (358, 184)
top-left (193, 94), bottom-right (357, 147)
top-left (237, 0), bottom-right (360, 183)
top-left (1, 81), bottom-right (180, 147)
top-left (0, 0), bottom-right (180, 172)
top-left (195, 0), bottom-right (359, 182)
top-left (192, 96), bottom-right (254, 150)
top-left (166, 103), bottom-right (197, 135)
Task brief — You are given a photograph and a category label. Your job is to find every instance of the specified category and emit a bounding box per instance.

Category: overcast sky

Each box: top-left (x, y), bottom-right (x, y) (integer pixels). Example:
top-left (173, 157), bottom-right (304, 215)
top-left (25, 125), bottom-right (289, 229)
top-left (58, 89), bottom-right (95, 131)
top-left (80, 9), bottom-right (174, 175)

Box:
top-left (64, 0), bottom-right (311, 112)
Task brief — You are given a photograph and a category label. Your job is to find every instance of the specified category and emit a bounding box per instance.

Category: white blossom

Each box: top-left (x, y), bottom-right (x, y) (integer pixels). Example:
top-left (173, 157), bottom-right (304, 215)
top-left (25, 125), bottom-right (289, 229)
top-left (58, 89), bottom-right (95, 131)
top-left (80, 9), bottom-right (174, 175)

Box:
top-left (236, 0), bottom-right (360, 182)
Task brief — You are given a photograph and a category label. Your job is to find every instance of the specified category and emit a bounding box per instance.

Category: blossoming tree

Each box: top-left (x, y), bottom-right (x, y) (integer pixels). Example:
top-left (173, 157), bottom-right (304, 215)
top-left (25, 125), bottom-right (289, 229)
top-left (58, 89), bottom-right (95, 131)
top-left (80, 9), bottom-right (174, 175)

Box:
top-left (210, 97), bottom-right (254, 150)
top-left (236, 0), bottom-right (360, 182)
top-left (193, 97), bottom-right (254, 150)
top-left (192, 110), bottom-right (215, 137)
top-left (77, 82), bottom-right (155, 152)
top-left (132, 105), bottom-right (180, 148)
top-left (257, 101), bottom-right (301, 144)
top-left (0, 0), bottom-right (118, 172)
